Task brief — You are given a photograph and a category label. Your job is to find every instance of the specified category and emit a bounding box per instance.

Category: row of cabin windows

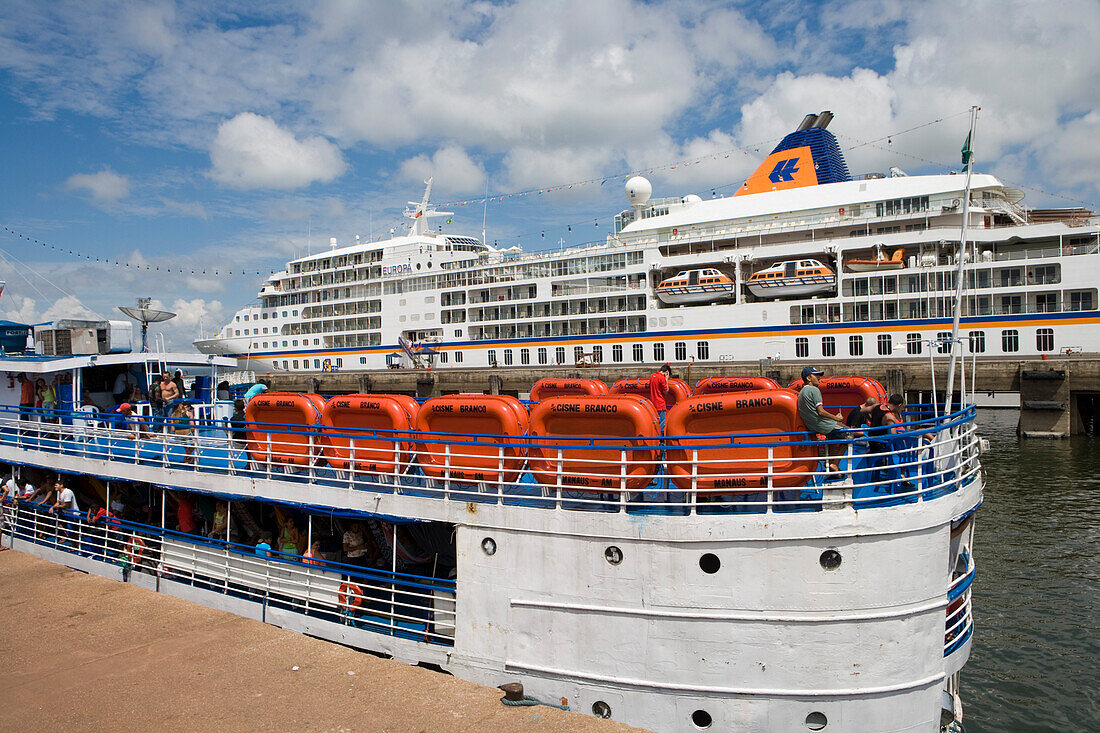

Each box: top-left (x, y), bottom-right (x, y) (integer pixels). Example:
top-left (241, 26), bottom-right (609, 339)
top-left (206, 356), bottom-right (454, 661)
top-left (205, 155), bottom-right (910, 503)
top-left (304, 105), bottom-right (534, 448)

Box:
top-left (486, 341), bottom-right (711, 366)
top-left (280, 357), bottom-right (344, 370)
top-left (794, 328), bottom-right (1054, 358)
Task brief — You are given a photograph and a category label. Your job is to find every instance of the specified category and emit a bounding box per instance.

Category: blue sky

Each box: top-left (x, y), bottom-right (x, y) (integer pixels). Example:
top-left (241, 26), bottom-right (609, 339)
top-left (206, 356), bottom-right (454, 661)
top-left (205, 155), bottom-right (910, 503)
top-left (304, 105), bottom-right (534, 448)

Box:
top-left (1, 0), bottom-right (1098, 349)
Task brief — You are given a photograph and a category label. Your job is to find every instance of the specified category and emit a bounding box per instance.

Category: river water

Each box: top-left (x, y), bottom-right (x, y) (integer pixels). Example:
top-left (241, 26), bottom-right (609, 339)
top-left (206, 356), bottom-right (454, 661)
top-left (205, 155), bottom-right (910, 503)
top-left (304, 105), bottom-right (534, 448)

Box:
top-left (961, 410), bottom-right (1100, 732)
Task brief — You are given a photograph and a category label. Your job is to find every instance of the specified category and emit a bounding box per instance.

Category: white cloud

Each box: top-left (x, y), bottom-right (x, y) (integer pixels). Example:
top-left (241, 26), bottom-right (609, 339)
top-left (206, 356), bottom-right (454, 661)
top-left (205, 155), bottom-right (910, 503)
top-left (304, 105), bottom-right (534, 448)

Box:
top-left (0, 294), bottom-right (100, 325)
top-left (208, 113), bottom-right (347, 190)
top-left (398, 146), bottom-right (485, 193)
top-left (65, 167), bottom-right (131, 203)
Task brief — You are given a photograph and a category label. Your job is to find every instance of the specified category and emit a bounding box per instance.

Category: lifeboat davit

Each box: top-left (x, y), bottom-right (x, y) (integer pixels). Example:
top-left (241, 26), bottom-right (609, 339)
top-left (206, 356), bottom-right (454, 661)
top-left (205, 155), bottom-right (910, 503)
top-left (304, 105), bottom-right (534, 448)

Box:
top-left (845, 246), bottom-right (905, 272)
top-left (529, 377), bottom-right (608, 402)
top-left (245, 392), bottom-right (326, 466)
top-left (746, 259), bottom-right (835, 299)
top-left (664, 390), bottom-right (818, 493)
top-left (416, 395), bottom-right (528, 485)
top-left (320, 394), bottom-right (419, 474)
top-left (788, 376), bottom-right (888, 413)
top-left (656, 268), bottom-right (735, 305)
top-left (691, 376), bottom-right (782, 396)
top-left (609, 377), bottom-right (690, 407)
top-left (528, 395), bottom-right (659, 492)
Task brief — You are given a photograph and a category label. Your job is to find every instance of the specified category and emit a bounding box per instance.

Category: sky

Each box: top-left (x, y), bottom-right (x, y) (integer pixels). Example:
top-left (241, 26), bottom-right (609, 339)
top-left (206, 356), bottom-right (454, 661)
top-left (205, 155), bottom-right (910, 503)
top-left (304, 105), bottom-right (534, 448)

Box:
top-left (1, 0), bottom-right (1098, 351)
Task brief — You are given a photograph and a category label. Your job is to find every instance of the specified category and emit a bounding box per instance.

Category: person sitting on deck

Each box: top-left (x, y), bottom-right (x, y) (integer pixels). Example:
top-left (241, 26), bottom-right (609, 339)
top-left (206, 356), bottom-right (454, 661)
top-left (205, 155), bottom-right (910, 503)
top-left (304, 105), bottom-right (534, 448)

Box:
top-left (303, 539), bottom-right (323, 565)
top-left (255, 531), bottom-right (273, 557)
top-left (845, 397), bottom-right (879, 433)
top-left (170, 402), bottom-right (196, 463)
top-left (114, 403), bottom-right (137, 439)
top-left (796, 366), bottom-right (847, 475)
top-left (277, 514), bottom-right (303, 555)
top-left (208, 502), bottom-right (228, 540)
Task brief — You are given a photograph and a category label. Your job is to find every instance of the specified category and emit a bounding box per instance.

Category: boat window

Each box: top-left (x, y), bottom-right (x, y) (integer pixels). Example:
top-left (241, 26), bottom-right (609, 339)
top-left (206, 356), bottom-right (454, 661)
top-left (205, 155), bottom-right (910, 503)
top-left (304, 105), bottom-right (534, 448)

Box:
top-left (653, 342), bottom-right (665, 361)
top-left (795, 337), bottom-right (809, 358)
top-left (574, 346), bottom-right (584, 362)
top-left (696, 341), bottom-right (709, 360)
top-left (313, 359), bottom-right (321, 369)
top-left (520, 348), bottom-right (530, 365)
top-left (1002, 329), bottom-right (1020, 353)
top-left (293, 360), bottom-right (299, 369)
top-left (907, 333), bottom-right (922, 355)
top-left (556, 347), bottom-right (566, 364)
top-left (821, 336), bottom-right (836, 357)
top-left (849, 335), bottom-right (863, 356)
top-left (1036, 328), bottom-right (1054, 352)
top-left (937, 332), bottom-right (952, 354)
top-left (967, 331), bottom-right (985, 354)
top-left (612, 344), bottom-right (623, 362)
top-left (537, 347), bottom-right (547, 364)
top-left (785, 263), bottom-right (797, 278)
top-left (877, 334), bottom-right (892, 356)
top-left (674, 342), bottom-right (687, 360)
top-left (592, 345), bottom-right (603, 363)
top-left (488, 349), bottom-right (497, 365)
top-left (632, 344), bottom-right (643, 362)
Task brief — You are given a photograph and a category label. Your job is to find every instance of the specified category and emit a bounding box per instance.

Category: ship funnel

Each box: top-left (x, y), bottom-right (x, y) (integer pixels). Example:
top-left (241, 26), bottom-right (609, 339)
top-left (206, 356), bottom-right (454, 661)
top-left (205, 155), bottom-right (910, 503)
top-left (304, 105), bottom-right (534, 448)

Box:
top-left (796, 114), bottom-right (818, 131)
top-left (812, 111), bottom-right (834, 129)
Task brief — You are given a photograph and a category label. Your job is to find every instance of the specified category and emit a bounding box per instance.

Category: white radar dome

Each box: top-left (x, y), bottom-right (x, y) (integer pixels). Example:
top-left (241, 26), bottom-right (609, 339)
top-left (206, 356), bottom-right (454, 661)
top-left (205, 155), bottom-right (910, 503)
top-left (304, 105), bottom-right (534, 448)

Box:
top-left (625, 176), bottom-right (652, 205)
top-left (682, 194), bottom-right (703, 205)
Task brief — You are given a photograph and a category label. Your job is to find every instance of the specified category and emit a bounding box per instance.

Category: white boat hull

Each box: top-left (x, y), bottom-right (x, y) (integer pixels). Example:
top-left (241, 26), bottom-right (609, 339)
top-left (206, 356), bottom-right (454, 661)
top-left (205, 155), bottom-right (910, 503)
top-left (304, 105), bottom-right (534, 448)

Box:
top-left (656, 285), bottom-right (736, 305)
top-left (747, 280), bottom-right (835, 299)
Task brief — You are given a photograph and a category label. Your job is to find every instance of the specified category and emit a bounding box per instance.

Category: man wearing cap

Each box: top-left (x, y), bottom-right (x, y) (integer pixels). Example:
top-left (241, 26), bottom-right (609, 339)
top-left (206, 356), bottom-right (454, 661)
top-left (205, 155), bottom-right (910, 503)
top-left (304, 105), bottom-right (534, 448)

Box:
top-left (797, 366), bottom-right (846, 474)
top-left (115, 403), bottom-right (137, 439)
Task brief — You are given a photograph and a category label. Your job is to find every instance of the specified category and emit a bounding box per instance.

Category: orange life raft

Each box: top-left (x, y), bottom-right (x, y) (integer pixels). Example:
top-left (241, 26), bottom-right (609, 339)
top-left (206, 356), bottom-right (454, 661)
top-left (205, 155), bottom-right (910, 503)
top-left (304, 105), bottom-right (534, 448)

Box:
top-left (788, 376), bottom-right (888, 412)
top-left (320, 394), bottom-right (419, 474)
top-left (529, 377), bottom-right (609, 402)
top-left (415, 395), bottom-right (529, 485)
top-left (691, 376), bottom-right (782, 396)
top-left (527, 395), bottom-right (660, 492)
top-left (609, 377), bottom-right (690, 407)
top-left (245, 392), bottom-right (326, 466)
top-left (664, 390), bottom-right (818, 493)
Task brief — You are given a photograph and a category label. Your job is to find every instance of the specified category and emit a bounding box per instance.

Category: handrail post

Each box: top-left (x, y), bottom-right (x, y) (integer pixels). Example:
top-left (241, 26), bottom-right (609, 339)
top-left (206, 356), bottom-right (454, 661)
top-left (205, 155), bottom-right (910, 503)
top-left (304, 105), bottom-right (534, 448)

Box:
top-left (766, 445), bottom-right (774, 513)
top-left (619, 447), bottom-right (627, 512)
top-left (349, 437), bottom-right (356, 489)
top-left (555, 447), bottom-right (563, 510)
top-left (443, 443), bottom-right (451, 500)
top-left (690, 448), bottom-right (698, 515)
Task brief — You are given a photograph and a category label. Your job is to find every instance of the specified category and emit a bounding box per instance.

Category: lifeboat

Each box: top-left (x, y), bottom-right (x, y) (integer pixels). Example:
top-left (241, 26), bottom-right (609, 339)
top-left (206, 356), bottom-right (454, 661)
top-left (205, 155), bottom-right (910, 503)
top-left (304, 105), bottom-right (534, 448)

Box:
top-left (664, 390), bottom-right (818, 493)
top-left (416, 395), bottom-right (528, 485)
top-left (788, 376), bottom-right (888, 412)
top-left (746, 259), bottom-right (836, 299)
top-left (529, 377), bottom-right (608, 402)
top-left (692, 376), bottom-right (782, 396)
top-left (245, 392), bottom-right (326, 466)
top-left (609, 377), bottom-right (690, 408)
top-left (656, 268), bottom-right (735, 305)
top-left (320, 394), bottom-right (419, 474)
top-left (528, 395), bottom-right (659, 492)
top-left (845, 246), bottom-right (905, 272)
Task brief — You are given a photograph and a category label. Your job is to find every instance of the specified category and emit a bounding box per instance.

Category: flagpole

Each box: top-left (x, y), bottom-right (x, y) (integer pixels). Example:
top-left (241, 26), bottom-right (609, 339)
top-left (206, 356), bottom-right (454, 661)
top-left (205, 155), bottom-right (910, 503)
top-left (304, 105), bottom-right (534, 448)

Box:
top-left (942, 105), bottom-right (979, 417)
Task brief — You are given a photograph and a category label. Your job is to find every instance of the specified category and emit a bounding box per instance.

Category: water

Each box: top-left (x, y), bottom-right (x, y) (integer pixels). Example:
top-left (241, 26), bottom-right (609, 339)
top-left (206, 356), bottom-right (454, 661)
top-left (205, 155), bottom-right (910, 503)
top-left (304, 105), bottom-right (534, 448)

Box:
top-left (962, 410), bottom-right (1100, 732)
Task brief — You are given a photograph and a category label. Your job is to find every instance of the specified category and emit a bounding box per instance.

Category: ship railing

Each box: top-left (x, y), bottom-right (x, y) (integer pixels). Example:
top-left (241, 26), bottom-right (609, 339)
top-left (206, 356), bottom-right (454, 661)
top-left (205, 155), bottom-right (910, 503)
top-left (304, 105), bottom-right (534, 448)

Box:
top-left (944, 550), bottom-right (975, 657)
top-left (0, 499), bottom-right (457, 646)
top-left (0, 404), bottom-right (981, 516)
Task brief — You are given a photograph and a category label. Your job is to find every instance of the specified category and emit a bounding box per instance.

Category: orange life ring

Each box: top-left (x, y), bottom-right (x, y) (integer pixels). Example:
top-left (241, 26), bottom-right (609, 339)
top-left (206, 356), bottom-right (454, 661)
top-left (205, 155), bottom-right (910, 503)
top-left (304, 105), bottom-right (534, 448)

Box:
top-left (839, 207), bottom-right (845, 216)
top-left (123, 536), bottom-right (146, 564)
top-left (338, 581), bottom-right (363, 610)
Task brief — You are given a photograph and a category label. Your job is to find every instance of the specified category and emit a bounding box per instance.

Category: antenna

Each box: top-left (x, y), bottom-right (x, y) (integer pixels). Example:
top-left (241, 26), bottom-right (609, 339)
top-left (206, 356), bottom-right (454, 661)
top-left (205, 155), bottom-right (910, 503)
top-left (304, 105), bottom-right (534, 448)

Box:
top-left (482, 178), bottom-right (489, 245)
top-left (118, 297), bottom-right (176, 353)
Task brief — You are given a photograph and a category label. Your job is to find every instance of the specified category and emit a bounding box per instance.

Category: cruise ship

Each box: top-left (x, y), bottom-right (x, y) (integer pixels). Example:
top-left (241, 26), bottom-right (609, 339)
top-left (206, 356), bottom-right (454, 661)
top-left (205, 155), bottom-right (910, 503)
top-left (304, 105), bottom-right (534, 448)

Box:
top-left (196, 111), bottom-right (1098, 371)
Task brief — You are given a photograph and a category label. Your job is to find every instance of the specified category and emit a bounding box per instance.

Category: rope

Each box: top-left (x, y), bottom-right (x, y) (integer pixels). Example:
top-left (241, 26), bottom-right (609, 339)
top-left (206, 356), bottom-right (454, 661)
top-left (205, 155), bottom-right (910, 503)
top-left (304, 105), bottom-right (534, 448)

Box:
top-left (500, 695), bottom-right (569, 711)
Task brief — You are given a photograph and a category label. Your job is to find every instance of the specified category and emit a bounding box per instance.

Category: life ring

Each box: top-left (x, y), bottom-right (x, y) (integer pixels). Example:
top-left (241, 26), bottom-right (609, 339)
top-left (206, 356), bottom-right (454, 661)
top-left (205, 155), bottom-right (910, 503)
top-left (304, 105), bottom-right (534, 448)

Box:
top-left (838, 207), bottom-right (845, 216)
top-left (123, 536), bottom-right (146, 565)
top-left (338, 581), bottom-right (363, 611)
top-left (672, 228), bottom-right (678, 236)
top-left (952, 198), bottom-right (960, 207)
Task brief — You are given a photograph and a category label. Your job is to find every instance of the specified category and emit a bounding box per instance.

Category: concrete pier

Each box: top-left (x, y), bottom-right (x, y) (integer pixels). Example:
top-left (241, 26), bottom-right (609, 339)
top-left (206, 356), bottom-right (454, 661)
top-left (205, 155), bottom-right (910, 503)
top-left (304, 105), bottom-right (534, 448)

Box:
top-left (263, 356), bottom-right (1100, 437)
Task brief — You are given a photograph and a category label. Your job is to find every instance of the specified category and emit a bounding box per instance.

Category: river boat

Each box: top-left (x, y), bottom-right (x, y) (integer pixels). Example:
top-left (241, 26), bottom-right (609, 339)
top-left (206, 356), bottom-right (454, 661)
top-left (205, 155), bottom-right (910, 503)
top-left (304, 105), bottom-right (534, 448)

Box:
top-left (745, 259), bottom-right (836, 299)
top-left (0, 315), bottom-right (981, 731)
top-left (196, 110), bottom-right (1098, 370)
top-left (656, 268), bottom-right (736, 304)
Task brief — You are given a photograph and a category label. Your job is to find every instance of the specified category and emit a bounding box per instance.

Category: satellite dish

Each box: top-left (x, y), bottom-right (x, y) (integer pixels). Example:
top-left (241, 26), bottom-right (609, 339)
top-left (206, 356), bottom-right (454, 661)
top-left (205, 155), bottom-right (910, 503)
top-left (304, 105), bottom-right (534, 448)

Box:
top-left (118, 297), bottom-right (176, 352)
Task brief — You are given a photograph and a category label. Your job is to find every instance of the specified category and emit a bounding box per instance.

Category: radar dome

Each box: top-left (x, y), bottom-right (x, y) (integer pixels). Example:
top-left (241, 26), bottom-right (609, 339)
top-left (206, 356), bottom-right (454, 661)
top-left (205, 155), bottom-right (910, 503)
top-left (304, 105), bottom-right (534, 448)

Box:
top-left (682, 194), bottom-right (703, 205)
top-left (625, 176), bottom-right (652, 205)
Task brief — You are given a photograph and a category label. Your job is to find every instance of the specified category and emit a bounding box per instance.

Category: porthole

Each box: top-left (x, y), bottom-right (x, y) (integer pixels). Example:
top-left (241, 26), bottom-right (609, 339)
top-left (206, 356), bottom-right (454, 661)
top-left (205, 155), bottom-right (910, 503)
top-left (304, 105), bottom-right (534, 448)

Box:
top-left (699, 553), bottom-right (721, 574)
top-left (805, 711), bottom-right (828, 730)
top-left (605, 546), bottom-right (623, 565)
top-left (416, 262), bottom-right (421, 270)
top-left (819, 549), bottom-right (841, 571)
top-left (481, 537), bottom-right (497, 556)
top-left (692, 709), bottom-right (713, 729)
top-left (592, 701), bottom-right (612, 719)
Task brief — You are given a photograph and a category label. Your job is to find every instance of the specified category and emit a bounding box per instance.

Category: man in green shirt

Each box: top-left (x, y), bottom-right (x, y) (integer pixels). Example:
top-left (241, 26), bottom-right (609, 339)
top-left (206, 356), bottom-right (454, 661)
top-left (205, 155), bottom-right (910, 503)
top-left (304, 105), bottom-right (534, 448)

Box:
top-left (796, 366), bottom-right (846, 474)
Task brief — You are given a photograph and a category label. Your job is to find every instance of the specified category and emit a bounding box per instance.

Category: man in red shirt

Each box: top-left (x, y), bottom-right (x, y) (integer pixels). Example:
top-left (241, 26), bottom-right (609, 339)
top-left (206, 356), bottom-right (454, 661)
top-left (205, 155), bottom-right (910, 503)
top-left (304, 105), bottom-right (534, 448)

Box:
top-left (648, 363), bottom-right (673, 426)
top-left (17, 373), bottom-right (35, 421)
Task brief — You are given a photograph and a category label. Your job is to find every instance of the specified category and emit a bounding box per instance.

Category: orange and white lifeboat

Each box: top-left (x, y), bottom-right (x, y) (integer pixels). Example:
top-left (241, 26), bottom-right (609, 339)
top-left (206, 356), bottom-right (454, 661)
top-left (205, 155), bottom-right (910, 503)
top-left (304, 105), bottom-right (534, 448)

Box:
top-left (609, 377), bottom-right (690, 408)
top-left (665, 390), bottom-right (818, 493)
top-left (245, 392), bottom-right (326, 466)
top-left (656, 268), bottom-right (735, 305)
top-left (527, 395), bottom-right (659, 492)
top-left (746, 259), bottom-right (835, 299)
top-left (529, 377), bottom-right (608, 402)
top-left (691, 376), bottom-right (782, 396)
top-left (320, 394), bottom-right (419, 474)
top-left (788, 376), bottom-right (888, 413)
top-left (416, 395), bottom-right (528, 485)
top-left (845, 246), bottom-right (905, 272)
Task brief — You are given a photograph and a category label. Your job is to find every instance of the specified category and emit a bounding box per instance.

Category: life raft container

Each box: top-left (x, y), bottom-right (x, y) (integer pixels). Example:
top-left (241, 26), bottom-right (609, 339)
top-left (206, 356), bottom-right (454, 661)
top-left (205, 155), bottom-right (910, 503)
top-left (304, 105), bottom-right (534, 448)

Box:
top-left (245, 392), bottom-right (326, 466)
top-left (320, 394), bottom-right (419, 474)
top-left (691, 376), bottom-right (782, 396)
top-left (609, 377), bottom-right (690, 407)
top-left (788, 376), bottom-right (888, 413)
top-left (338, 581), bottom-right (363, 611)
top-left (529, 377), bottom-right (608, 402)
top-left (416, 395), bottom-right (528, 485)
top-left (527, 395), bottom-right (660, 492)
top-left (664, 390), bottom-right (818, 493)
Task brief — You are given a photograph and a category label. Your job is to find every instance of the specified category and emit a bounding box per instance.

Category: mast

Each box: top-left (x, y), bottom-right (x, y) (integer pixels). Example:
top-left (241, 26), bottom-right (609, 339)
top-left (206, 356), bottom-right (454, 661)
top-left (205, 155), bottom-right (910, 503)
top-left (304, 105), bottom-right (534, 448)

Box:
top-left (942, 106), bottom-right (979, 416)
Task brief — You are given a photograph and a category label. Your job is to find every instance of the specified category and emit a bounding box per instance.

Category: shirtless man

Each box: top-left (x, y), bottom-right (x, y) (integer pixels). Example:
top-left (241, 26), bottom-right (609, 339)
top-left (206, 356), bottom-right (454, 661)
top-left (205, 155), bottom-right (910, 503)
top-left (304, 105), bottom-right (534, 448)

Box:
top-left (158, 373), bottom-right (180, 426)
